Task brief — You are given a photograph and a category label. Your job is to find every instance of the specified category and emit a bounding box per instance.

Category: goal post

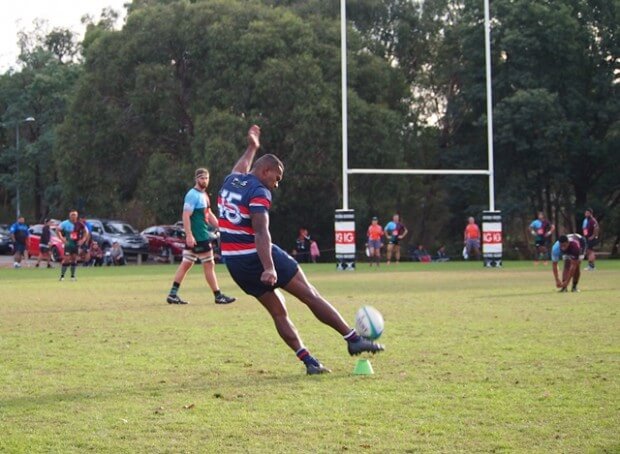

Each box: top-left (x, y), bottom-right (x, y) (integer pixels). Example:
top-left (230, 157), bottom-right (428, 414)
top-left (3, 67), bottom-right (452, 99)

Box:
top-left (336, 0), bottom-right (501, 269)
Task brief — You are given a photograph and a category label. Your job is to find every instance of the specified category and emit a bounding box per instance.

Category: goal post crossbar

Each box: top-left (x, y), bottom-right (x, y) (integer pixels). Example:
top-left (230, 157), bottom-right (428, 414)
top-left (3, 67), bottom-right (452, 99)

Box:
top-left (347, 168), bottom-right (492, 176)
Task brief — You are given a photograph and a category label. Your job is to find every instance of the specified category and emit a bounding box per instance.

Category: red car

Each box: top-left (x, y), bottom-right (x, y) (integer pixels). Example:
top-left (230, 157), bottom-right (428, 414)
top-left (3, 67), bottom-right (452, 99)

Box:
top-left (141, 225), bottom-right (186, 262)
top-left (27, 224), bottom-right (65, 262)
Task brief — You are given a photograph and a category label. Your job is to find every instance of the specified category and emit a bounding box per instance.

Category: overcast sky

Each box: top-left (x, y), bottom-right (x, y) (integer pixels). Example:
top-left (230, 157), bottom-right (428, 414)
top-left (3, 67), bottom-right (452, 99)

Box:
top-left (0, 0), bottom-right (128, 72)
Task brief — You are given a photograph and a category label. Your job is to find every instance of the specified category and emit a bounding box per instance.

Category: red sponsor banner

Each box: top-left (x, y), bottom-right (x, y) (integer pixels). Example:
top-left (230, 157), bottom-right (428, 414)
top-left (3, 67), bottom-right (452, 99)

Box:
top-left (483, 231), bottom-right (502, 244)
top-left (335, 230), bottom-right (355, 244)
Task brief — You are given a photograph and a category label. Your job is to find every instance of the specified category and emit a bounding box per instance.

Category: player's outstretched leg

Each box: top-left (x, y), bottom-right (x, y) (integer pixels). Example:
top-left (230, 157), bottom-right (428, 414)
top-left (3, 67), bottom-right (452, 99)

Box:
top-left (283, 270), bottom-right (385, 356)
top-left (346, 334), bottom-right (385, 356)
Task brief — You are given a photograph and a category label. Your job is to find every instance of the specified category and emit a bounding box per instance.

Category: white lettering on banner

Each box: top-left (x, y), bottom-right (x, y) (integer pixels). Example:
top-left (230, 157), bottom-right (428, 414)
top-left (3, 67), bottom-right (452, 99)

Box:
top-left (482, 219), bottom-right (502, 254)
top-left (335, 231), bottom-right (355, 244)
top-left (335, 220), bottom-right (356, 254)
top-left (483, 231), bottom-right (502, 244)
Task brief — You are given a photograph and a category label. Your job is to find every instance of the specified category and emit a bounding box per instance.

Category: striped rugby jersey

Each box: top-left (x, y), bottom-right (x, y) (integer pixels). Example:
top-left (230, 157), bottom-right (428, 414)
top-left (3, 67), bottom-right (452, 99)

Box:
top-left (218, 173), bottom-right (271, 257)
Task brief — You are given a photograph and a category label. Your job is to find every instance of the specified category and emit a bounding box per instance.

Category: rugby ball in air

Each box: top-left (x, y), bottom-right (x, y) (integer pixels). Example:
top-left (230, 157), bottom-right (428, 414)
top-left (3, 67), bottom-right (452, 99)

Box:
top-left (355, 306), bottom-right (384, 340)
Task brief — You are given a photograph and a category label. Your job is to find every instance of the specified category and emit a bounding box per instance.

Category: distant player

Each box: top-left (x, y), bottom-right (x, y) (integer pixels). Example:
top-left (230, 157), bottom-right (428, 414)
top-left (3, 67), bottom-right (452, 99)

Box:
top-left (529, 211), bottom-right (555, 265)
top-left (35, 218), bottom-right (53, 268)
top-left (551, 234), bottom-right (585, 293)
top-left (9, 216), bottom-right (30, 268)
top-left (79, 215), bottom-right (94, 266)
top-left (366, 216), bottom-right (383, 266)
top-left (581, 208), bottom-right (600, 271)
top-left (384, 213), bottom-right (408, 265)
top-left (57, 210), bottom-right (89, 281)
top-left (218, 125), bottom-right (383, 375)
top-left (166, 168), bottom-right (236, 305)
top-left (463, 216), bottom-right (481, 260)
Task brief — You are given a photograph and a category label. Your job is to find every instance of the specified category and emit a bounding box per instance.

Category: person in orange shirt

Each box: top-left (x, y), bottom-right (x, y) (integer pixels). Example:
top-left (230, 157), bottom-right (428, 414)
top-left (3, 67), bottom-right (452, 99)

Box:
top-left (366, 216), bottom-right (384, 266)
top-left (463, 216), bottom-right (481, 260)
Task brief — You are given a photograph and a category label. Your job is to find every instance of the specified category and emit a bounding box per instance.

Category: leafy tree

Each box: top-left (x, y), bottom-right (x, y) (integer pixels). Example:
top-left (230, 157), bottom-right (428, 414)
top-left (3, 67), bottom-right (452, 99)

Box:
top-left (421, 0), bottom-right (619, 253)
top-left (56, 0), bottom-right (409, 248)
top-left (0, 23), bottom-right (81, 221)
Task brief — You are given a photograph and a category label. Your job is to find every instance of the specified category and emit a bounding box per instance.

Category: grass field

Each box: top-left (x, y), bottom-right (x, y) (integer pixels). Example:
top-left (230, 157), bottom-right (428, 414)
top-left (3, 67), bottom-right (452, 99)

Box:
top-left (0, 260), bottom-right (618, 453)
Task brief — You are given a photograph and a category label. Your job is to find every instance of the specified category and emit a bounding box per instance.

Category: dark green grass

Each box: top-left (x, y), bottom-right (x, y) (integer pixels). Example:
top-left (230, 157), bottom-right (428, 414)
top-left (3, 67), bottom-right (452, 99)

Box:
top-left (0, 261), bottom-right (618, 453)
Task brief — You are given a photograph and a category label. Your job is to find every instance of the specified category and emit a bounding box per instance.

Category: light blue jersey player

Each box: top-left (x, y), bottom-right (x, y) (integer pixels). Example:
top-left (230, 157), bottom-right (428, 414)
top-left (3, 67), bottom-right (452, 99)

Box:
top-left (165, 167), bottom-right (236, 305)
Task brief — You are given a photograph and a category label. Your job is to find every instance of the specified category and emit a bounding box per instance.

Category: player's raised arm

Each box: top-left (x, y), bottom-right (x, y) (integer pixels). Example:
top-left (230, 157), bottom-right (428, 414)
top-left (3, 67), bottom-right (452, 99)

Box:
top-left (231, 125), bottom-right (261, 174)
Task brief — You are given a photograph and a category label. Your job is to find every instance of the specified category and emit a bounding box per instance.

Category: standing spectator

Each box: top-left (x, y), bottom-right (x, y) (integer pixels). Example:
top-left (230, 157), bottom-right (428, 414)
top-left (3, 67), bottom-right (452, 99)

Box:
top-left (165, 167), bottom-right (236, 305)
top-left (366, 216), bottom-right (384, 266)
top-left (35, 218), bottom-right (53, 268)
top-left (294, 228), bottom-right (311, 263)
top-left (57, 210), bottom-right (89, 281)
top-left (581, 208), bottom-right (600, 271)
top-left (463, 216), bottom-right (481, 260)
top-left (218, 125), bottom-right (383, 375)
top-left (9, 216), bottom-right (29, 268)
top-left (384, 213), bottom-right (408, 265)
top-left (310, 240), bottom-right (320, 263)
top-left (529, 211), bottom-right (555, 265)
top-left (89, 241), bottom-right (104, 266)
top-left (108, 241), bottom-right (126, 266)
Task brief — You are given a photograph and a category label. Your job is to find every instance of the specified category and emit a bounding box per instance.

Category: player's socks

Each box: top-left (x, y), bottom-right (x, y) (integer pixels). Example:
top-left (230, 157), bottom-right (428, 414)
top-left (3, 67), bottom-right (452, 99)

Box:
top-left (169, 282), bottom-right (181, 297)
top-left (343, 329), bottom-right (360, 343)
top-left (70, 263), bottom-right (76, 278)
top-left (296, 348), bottom-right (318, 366)
top-left (60, 265), bottom-right (67, 278)
top-left (297, 348), bottom-right (331, 374)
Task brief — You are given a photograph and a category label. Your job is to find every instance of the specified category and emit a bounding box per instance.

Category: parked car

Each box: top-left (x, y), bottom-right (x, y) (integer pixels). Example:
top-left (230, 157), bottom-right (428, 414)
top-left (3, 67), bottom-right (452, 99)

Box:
top-left (27, 224), bottom-right (65, 262)
top-left (0, 225), bottom-right (14, 254)
top-left (87, 219), bottom-right (149, 261)
top-left (141, 225), bottom-right (186, 261)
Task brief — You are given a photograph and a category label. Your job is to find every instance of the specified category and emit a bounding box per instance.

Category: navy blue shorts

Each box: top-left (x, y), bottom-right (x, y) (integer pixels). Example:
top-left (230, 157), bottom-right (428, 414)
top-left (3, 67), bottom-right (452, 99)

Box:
top-left (585, 237), bottom-right (599, 250)
top-left (225, 244), bottom-right (299, 297)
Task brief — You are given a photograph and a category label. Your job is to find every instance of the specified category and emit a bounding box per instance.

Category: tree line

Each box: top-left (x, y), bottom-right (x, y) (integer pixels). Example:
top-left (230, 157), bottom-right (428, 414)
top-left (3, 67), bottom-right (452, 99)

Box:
top-left (1, 0), bottom-right (618, 258)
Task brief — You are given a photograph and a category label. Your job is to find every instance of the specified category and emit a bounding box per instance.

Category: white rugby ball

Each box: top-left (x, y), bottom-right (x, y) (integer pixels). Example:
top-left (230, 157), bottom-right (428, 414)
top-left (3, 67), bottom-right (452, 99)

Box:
top-left (355, 306), bottom-right (384, 340)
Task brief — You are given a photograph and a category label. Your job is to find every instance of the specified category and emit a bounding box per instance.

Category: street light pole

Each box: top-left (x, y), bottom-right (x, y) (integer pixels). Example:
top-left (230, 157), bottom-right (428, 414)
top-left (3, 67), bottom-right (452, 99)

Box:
top-left (15, 123), bottom-right (21, 218)
top-left (14, 116), bottom-right (36, 219)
